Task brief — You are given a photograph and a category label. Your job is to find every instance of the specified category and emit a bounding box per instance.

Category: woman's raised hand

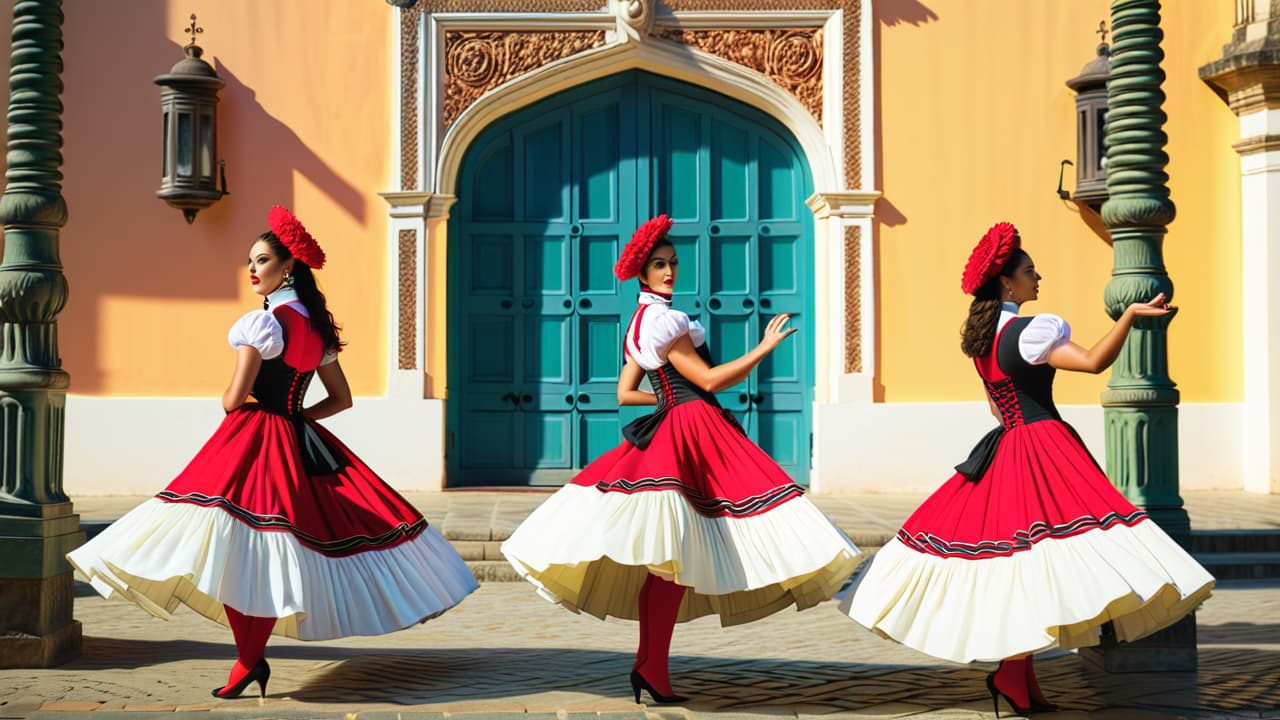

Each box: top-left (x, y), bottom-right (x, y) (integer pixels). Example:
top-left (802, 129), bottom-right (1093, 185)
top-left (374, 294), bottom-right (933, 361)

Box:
top-left (758, 313), bottom-right (799, 352)
top-left (1128, 292), bottom-right (1176, 318)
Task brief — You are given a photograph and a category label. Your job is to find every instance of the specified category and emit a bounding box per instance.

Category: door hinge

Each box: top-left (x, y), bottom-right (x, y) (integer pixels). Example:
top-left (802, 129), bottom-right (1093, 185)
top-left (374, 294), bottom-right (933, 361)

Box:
top-left (809, 432), bottom-right (814, 469)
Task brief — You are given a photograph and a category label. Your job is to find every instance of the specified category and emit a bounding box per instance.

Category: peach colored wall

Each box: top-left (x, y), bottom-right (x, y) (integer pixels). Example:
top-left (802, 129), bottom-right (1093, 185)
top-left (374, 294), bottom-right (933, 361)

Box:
top-left (1, 1), bottom-right (393, 396)
top-left (873, 0), bottom-right (1241, 404)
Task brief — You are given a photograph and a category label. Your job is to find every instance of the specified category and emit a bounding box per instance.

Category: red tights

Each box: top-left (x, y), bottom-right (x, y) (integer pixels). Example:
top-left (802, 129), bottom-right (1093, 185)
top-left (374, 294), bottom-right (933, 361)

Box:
top-left (218, 605), bottom-right (277, 695)
top-left (634, 574), bottom-right (687, 697)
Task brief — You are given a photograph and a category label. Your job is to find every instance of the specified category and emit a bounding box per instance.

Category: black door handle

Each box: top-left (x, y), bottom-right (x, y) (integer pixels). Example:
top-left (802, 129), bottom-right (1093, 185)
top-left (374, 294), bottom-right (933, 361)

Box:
top-left (743, 298), bottom-right (755, 310)
top-left (521, 394), bottom-right (533, 405)
top-left (501, 392), bottom-right (519, 409)
top-left (564, 393), bottom-right (575, 405)
top-left (760, 298), bottom-right (772, 309)
top-left (751, 393), bottom-right (765, 405)
top-left (579, 298), bottom-right (593, 309)
top-left (738, 393), bottom-right (749, 404)
top-left (577, 393), bottom-right (590, 404)
top-left (500, 299), bottom-right (513, 309)
top-left (562, 298), bottom-right (572, 309)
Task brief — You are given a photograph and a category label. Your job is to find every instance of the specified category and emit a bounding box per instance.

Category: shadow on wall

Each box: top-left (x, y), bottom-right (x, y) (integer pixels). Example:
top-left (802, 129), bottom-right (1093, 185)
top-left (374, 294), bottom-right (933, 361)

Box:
top-left (51, 2), bottom-right (363, 393)
top-left (879, 0), bottom-right (939, 27)
top-left (870, 0), bottom-right (937, 401)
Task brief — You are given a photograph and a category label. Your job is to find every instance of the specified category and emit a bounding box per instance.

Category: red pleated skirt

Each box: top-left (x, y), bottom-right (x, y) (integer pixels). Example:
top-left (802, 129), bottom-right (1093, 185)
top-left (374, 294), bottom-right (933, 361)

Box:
top-left (159, 404), bottom-right (426, 556)
top-left (571, 400), bottom-right (804, 518)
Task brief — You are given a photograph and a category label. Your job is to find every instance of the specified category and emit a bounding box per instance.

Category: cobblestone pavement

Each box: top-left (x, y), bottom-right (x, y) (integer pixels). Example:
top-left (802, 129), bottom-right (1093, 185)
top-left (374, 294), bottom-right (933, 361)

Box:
top-left (2, 579), bottom-right (1278, 720)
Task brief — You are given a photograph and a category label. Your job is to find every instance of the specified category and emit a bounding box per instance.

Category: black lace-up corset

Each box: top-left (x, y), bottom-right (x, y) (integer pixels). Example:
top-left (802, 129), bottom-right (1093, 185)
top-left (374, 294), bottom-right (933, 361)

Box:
top-left (251, 358), bottom-right (315, 417)
top-left (988, 317), bottom-right (1061, 429)
top-left (955, 317), bottom-right (1064, 481)
top-left (623, 344), bottom-right (739, 449)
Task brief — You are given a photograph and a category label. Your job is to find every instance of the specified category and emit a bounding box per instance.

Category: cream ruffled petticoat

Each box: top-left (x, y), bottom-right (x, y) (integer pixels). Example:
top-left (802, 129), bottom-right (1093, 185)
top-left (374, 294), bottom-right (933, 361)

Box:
top-left (839, 518), bottom-right (1214, 663)
top-left (68, 499), bottom-right (479, 641)
top-left (502, 484), bottom-right (862, 626)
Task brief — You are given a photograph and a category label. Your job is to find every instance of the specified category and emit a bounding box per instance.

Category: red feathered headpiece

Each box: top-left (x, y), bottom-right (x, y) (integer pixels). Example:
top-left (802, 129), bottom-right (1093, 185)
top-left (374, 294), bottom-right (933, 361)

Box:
top-left (614, 215), bottom-right (674, 281)
top-left (268, 205), bottom-right (326, 270)
top-left (960, 221), bottom-right (1020, 295)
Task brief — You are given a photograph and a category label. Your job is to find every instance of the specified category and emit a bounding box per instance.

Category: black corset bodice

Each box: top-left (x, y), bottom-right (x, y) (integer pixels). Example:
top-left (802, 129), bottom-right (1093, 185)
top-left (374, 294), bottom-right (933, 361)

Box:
top-left (986, 316), bottom-right (1061, 429)
top-left (248, 354), bottom-right (342, 476)
top-left (251, 357), bottom-right (315, 417)
top-left (623, 344), bottom-right (739, 449)
top-left (955, 316), bottom-right (1065, 482)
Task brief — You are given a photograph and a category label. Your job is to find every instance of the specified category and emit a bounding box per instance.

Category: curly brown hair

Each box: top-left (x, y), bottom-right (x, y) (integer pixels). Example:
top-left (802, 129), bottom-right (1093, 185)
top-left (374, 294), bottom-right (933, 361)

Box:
top-left (960, 248), bottom-right (1030, 358)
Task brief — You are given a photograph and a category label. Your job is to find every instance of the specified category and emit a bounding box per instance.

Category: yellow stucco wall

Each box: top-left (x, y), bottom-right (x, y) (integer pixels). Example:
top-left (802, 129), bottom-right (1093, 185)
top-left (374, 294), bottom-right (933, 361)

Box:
top-left (874, 0), bottom-right (1241, 404)
top-left (0, 1), bottom-right (393, 396)
top-left (0, 2), bottom-right (1242, 407)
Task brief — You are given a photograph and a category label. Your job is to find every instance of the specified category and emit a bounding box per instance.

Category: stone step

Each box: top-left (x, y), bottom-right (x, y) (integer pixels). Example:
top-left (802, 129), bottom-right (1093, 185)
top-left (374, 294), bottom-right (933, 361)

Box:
top-left (1191, 529), bottom-right (1280, 554)
top-left (1192, 551), bottom-right (1280, 580)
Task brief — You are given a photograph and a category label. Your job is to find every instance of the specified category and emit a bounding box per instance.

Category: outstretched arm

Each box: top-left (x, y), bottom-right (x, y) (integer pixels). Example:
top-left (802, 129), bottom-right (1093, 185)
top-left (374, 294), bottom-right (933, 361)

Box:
top-left (304, 360), bottom-right (354, 420)
top-left (617, 358), bottom-right (657, 406)
top-left (1048, 293), bottom-right (1173, 374)
top-left (667, 314), bottom-right (797, 394)
top-left (222, 346), bottom-right (263, 412)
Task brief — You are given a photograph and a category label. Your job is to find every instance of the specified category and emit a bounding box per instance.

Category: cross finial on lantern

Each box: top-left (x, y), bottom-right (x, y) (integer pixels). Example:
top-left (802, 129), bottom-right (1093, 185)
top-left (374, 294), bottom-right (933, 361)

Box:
top-left (1095, 20), bottom-right (1108, 44)
top-left (184, 13), bottom-right (204, 47)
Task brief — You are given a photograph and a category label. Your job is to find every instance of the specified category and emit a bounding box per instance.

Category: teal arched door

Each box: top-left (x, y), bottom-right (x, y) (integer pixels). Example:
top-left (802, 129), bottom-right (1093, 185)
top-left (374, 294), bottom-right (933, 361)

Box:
top-left (447, 71), bottom-right (815, 486)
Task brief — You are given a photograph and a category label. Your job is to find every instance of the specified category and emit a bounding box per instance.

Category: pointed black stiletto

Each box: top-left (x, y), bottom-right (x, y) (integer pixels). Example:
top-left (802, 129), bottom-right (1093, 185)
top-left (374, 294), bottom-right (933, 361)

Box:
top-left (1029, 698), bottom-right (1061, 713)
top-left (630, 669), bottom-right (687, 704)
top-left (212, 658), bottom-right (270, 699)
top-left (986, 671), bottom-right (1032, 718)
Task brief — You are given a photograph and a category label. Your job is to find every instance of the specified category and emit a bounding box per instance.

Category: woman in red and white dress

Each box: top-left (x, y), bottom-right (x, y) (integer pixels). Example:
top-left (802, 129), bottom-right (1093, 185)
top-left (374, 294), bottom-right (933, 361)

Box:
top-left (502, 215), bottom-right (861, 704)
top-left (840, 222), bottom-right (1214, 715)
top-left (69, 207), bottom-right (478, 699)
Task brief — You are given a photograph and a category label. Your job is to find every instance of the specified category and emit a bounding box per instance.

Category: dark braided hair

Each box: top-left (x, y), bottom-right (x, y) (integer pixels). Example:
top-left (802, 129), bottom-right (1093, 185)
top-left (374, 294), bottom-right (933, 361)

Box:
top-left (259, 231), bottom-right (345, 353)
top-left (959, 248), bottom-right (1030, 358)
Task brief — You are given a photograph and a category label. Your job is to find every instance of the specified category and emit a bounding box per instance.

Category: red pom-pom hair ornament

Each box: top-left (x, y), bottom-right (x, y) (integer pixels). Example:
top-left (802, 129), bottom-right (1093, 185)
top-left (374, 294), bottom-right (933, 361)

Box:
top-left (960, 221), bottom-right (1020, 295)
top-left (268, 205), bottom-right (327, 270)
top-left (614, 214), bottom-right (675, 281)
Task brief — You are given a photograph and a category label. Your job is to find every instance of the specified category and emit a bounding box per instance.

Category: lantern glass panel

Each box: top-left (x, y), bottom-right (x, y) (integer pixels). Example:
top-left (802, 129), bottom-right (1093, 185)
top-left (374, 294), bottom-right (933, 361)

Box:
top-left (162, 110), bottom-right (170, 178)
top-left (177, 112), bottom-right (193, 177)
top-left (199, 111), bottom-right (213, 179)
top-left (1077, 109), bottom-right (1087, 173)
top-left (1095, 107), bottom-right (1107, 174)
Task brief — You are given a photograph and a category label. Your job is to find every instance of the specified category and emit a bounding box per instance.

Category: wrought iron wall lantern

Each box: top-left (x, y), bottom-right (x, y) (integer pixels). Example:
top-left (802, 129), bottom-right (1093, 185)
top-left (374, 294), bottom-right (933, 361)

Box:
top-left (1065, 21), bottom-right (1111, 212)
top-left (155, 14), bottom-right (228, 223)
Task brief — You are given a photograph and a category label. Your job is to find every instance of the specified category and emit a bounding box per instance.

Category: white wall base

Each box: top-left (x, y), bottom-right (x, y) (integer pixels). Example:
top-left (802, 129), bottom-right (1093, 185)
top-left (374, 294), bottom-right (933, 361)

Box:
top-left (63, 396), bottom-right (1243, 496)
top-left (64, 395), bottom-right (446, 495)
top-left (812, 401), bottom-right (1245, 494)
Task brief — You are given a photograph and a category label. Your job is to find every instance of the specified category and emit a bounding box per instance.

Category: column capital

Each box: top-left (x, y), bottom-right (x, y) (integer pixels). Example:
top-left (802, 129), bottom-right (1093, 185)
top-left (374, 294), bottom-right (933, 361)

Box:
top-left (805, 190), bottom-right (880, 220)
top-left (378, 191), bottom-right (457, 220)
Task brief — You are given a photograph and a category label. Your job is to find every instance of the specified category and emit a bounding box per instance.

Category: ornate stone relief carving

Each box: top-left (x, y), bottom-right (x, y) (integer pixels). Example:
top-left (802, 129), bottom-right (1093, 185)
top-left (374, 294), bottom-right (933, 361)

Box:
top-left (443, 30), bottom-right (607, 127)
top-left (653, 27), bottom-right (823, 124)
top-left (613, 0), bottom-right (655, 43)
top-left (400, 7), bottom-right (421, 190)
top-left (398, 229), bottom-right (417, 369)
top-left (844, 224), bottom-right (861, 373)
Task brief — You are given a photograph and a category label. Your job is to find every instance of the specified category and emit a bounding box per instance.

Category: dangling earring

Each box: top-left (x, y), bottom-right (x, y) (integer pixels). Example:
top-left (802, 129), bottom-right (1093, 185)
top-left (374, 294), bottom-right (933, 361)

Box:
top-left (284, 273), bottom-right (295, 288)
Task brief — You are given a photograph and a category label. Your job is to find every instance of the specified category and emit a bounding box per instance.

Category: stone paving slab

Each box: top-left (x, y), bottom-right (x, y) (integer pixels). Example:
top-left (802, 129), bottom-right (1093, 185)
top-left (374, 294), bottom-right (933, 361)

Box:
top-left (3, 579), bottom-right (1279, 719)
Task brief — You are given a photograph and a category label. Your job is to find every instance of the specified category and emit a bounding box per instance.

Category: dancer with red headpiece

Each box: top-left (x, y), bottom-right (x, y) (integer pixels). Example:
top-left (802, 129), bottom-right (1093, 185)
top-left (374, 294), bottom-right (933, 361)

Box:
top-left (70, 207), bottom-right (478, 699)
top-left (503, 216), bottom-right (861, 704)
top-left (839, 222), bottom-right (1213, 715)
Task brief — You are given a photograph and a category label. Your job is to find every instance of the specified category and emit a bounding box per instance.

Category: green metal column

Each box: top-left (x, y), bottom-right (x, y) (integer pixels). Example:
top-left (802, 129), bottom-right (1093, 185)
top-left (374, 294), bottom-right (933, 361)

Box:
top-left (1089, 0), bottom-right (1195, 672)
top-left (0, 0), bottom-right (83, 668)
top-left (1100, 0), bottom-right (1188, 545)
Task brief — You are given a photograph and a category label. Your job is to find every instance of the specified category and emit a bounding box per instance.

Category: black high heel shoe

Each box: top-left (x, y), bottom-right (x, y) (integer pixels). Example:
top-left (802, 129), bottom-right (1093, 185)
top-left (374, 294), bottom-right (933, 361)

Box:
top-left (212, 658), bottom-right (270, 699)
top-left (986, 671), bottom-right (1032, 718)
top-left (630, 669), bottom-right (687, 704)
top-left (1029, 698), bottom-right (1060, 713)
